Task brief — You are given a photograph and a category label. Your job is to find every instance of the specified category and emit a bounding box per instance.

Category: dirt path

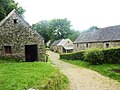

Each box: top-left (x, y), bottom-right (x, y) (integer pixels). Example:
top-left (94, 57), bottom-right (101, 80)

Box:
top-left (47, 51), bottom-right (120, 90)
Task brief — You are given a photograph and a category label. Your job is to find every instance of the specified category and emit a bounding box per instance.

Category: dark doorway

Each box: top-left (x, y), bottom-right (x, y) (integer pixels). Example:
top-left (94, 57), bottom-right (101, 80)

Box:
top-left (25, 45), bottom-right (38, 62)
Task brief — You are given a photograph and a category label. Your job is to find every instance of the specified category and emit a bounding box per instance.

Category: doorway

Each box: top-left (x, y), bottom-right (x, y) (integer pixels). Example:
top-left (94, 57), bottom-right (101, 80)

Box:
top-left (25, 45), bottom-right (38, 62)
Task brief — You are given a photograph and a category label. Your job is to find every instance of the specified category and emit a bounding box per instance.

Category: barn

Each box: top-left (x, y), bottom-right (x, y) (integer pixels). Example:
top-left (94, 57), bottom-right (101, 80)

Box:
top-left (74, 25), bottom-right (120, 52)
top-left (0, 9), bottom-right (45, 62)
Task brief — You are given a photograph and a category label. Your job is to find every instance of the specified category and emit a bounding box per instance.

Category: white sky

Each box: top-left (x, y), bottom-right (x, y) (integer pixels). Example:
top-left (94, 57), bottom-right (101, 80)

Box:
top-left (15, 0), bottom-right (120, 31)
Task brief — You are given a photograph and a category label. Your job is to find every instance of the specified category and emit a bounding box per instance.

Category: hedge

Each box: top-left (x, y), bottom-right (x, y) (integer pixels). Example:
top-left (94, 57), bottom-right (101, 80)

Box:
top-left (60, 47), bottom-right (120, 65)
top-left (60, 51), bottom-right (84, 60)
top-left (84, 49), bottom-right (104, 65)
top-left (103, 48), bottom-right (120, 64)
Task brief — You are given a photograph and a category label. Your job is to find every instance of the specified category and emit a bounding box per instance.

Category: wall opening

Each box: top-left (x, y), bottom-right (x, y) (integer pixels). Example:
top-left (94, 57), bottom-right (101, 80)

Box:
top-left (86, 43), bottom-right (88, 48)
top-left (13, 19), bottom-right (18, 24)
top-left (4, 46), bottom-right (12, 54)
top-left (25, 45), bottom-right (38, 62)
top-left (77, 44), bottom-right (79, 47)
top-left (106, 43), bottom-right (109, 48)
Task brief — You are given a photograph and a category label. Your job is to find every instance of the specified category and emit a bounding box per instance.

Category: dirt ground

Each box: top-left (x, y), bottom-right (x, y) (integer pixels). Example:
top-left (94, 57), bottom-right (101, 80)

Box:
top-left (47, 51), bottom-right (120, 90)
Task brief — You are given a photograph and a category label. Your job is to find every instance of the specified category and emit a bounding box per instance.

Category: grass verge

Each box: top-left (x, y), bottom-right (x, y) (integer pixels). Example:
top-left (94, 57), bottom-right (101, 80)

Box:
top-left (0, 59), bottom-right (68, 90)
top-left (62, 59), bottom-right (120, 82)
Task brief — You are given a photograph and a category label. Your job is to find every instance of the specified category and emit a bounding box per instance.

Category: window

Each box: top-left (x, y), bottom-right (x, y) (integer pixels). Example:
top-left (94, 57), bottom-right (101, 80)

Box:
top-left (4, 46), bottom-right (12, 54)
top-left (77, 44), bottom-right (79, 47)
top-left (13, 19), bottom-right (18, 24)
top-left (106, 44), bottom-right (109, 48)
top-left (86, 43), bottom-right (88, 48)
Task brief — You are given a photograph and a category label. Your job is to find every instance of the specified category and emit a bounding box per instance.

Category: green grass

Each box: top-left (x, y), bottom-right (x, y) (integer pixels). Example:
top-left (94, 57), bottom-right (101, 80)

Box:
top-left (0, 59), bottom-right (68, 90)
top-left (62, 59), bottom-right (120, 82)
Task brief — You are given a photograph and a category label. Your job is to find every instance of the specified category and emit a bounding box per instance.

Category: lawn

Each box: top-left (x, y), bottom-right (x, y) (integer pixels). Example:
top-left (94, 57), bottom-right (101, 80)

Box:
top-left (62, 59), bottom-right (120, 82)
top-left (0, 59), bottom-right (68, 90)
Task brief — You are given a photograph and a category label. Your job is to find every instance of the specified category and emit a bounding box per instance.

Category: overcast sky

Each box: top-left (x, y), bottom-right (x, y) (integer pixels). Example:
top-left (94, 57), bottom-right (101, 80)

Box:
top-left (15, 0), bottom-right (120, 31)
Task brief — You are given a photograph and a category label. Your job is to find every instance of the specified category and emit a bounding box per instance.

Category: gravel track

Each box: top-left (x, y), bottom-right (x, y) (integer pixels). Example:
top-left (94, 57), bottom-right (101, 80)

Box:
top-left (47, 51), bottom-right (120, 90)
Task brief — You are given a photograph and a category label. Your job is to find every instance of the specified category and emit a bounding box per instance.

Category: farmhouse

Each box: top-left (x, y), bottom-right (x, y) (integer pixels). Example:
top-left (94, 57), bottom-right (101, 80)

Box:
top-left (51, 38), bottom-right (73, 53)
top-left (0, 9), bottom-right (45, 62)
top-left (74, 25), bottom-right (120, 52)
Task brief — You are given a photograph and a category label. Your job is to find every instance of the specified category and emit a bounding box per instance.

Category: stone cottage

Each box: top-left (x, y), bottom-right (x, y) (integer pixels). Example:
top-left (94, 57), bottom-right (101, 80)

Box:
top-left (74, 25), bottom-right (120, 52)
top-left (51, 38), bottom-right (73, 53)
top-left (0, 9), bottom-right (45, 62)
top-left (50, 39), bottom-right (62, 52)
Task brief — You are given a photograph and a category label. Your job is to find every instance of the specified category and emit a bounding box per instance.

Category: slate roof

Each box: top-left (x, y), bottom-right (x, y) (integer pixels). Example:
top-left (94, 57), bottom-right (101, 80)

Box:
top-left (74, 25), bottom-right (120, 43)
top-left (51, 39), bottom-right (63, 46)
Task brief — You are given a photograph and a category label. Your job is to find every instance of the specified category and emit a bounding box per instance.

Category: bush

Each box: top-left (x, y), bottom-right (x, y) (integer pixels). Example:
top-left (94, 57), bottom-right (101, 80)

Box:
top-left (84, 49), bottom-right (104, 65)
top-left (103, 48), bottom-right (120, 64)
top-left (60, 51), bottom-right (84, 60)
top-left (60, 47), bottom-right (120, 65)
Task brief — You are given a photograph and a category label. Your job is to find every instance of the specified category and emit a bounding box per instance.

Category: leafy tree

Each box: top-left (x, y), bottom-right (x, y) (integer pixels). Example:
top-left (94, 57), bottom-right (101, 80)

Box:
top-left (68, 29), bottom-right (81, 41)
top-left (83, 26), bottom-right (99, 33)
top-left (88, 26), bottom-right (99, 31)
top-left (48, 18), bottom-right (72, 41)
top-left (32, 20), bottom-right (49, 43)
top-left (32, 18), bottom-right (80, 43)
top-left (0, 0), bottom-right (25, 21)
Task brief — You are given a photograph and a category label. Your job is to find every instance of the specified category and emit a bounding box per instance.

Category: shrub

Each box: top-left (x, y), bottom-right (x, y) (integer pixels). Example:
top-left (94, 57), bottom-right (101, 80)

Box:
top-left (103, 48), bottom-right (120, 64)
top-left (60, 47), bottom-right (120, 65)
top-left (60, 51), bottom-right (84, 60)
top-left (84, 49), bottom-right (104, 65)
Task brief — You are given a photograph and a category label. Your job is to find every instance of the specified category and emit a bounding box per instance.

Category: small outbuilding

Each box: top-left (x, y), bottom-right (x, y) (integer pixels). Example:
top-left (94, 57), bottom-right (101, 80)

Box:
top-left (0, 9), bottom-right (45, 62)
top-left (51, 38), bottom-right (73, 53)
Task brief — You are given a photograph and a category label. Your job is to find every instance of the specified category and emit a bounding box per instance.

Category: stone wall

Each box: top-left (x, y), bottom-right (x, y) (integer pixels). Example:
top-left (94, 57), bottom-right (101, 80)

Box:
top-left (73, 41), bottom-right (120, 52)
top-left (57, 46), bottom-right (63, 53)
top-left (0, 11), bottom-right (45, 61)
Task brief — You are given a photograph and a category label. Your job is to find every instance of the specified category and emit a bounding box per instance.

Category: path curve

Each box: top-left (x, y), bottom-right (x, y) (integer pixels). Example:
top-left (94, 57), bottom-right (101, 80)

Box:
top-left (47, 51), bottom-right (120, 90)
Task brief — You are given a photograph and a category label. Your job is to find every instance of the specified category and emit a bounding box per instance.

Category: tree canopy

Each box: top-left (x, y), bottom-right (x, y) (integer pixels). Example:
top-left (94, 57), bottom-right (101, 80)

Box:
top-left (83, 26), bottom-right (99, 33)
top-left (32, 18), bottom-right (80, 43)
top-left (0, 0), bottom-right (25, 21)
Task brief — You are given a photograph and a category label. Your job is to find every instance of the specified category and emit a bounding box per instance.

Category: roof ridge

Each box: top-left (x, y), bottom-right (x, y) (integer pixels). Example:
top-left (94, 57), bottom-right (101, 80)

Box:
top-left (74, 25), bottom-right (120, 43)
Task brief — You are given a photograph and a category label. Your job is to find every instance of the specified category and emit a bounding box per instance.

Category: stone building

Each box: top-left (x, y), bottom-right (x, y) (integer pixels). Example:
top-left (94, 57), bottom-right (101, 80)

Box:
top-left (0, 9), bottom-right (45, 62)
top-left (74, 25), bottom-right (120, 52)
top-left (51, 38), bottom-right (73, 53)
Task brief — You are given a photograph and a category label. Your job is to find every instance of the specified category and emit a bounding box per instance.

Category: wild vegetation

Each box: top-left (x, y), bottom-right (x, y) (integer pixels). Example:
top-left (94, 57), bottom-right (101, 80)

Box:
top-left (0, 59), bottom-right (68, 90)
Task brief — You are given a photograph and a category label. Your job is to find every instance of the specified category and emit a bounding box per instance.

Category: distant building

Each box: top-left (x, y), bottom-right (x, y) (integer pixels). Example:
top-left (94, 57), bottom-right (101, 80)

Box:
top-left (0, 9), bottom-right (45, 62)
top-left (51, 38), bottom-right (73, 53)
top-left (74, 25), bottom-right (120, 52)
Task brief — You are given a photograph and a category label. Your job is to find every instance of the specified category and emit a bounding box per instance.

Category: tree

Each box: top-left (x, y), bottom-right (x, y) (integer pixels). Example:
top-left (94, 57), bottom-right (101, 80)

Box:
top-left (32, 20), bottom-right (50, 43)
top-left (48, 18), bottom-right (72, 41)
top-left (83, 26), bottom-right (99, 33)
top-left (68, 29), bottom-right (81, 41)
top-left (32, 18), bottom-right (80, 43)
top-left (88, 26), bottom-right (99, 31)
top-left (0, 0), bottom-right (25, 21)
